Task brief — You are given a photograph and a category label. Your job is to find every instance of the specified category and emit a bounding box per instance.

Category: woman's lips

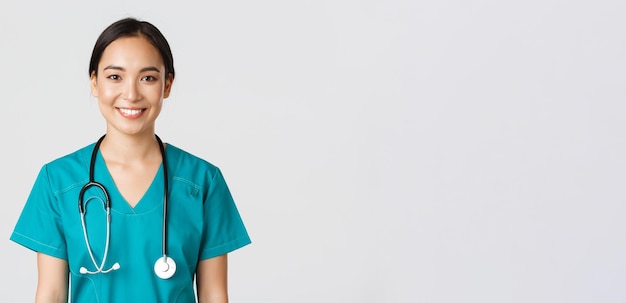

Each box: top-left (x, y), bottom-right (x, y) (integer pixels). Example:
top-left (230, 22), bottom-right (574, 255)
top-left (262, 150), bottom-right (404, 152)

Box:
top-left (117, 107), bottom-right (145, 118)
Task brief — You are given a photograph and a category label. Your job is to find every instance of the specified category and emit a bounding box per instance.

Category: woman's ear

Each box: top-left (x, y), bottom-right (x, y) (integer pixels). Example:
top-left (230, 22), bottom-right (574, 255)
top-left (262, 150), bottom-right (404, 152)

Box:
top-left (163, 73), bottom-right (174, 99)
top-left (90, 71), bottom-right (98, 98)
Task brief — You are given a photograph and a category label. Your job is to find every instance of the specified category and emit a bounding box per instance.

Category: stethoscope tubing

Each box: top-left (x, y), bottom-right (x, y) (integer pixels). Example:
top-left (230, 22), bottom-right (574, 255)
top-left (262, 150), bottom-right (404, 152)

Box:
top-left (79, 196), bottom-right (113, 274)
top-left (156, 135), bottom-right (169, 260)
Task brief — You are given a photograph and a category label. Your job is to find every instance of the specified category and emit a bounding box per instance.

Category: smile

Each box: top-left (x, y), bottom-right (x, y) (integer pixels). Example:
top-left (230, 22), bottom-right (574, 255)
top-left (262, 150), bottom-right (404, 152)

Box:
top-left (117, 107), bottom-right (145, 117)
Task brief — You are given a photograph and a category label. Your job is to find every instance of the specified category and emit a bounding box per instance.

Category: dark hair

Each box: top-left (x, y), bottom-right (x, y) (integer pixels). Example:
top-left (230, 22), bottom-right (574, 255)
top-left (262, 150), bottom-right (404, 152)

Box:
top-left (88, 18), bottom-right (175, 79)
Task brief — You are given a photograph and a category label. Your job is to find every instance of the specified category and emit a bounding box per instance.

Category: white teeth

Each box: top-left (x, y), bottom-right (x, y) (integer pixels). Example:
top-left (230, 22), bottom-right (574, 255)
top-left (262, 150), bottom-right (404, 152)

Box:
top-left (119, 108), bottom-right (143, 116)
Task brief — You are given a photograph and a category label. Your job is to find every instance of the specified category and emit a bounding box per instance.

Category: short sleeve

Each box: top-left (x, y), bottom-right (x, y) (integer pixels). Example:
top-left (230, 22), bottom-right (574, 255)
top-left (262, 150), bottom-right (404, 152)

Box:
top-left (10, 165), bottom-right (68, 259)
top-left (199, 168), bottom-right (251, 260)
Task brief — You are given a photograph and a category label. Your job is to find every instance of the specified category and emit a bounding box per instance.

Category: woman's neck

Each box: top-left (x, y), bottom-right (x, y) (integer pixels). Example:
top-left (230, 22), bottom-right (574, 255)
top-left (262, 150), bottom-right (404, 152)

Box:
top-left (99, 131), bottom-right (162, 165)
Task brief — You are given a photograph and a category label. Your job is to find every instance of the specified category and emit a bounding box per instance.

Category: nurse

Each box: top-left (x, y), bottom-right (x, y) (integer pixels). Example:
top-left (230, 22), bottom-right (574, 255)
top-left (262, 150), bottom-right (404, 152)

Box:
top-left (10, 18), bottom-right (251, 302)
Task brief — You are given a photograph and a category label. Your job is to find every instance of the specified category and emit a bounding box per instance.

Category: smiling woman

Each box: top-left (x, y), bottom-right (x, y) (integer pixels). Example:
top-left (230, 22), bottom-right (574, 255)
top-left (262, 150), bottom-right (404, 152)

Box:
top-left (10, 17), bottom-right (251, 303)
top-left (91, 35), bottom-right (171, 139)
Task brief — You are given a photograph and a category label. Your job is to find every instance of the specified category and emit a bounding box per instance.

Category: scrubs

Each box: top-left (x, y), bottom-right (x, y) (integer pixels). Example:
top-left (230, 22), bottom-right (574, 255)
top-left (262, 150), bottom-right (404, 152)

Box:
top-left (11, 142), bottom-right (251, 302)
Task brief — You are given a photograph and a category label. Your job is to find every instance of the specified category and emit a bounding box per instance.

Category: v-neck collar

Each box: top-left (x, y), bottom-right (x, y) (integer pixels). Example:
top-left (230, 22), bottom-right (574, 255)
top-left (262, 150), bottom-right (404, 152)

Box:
top-left (94, 150), bottom-right (165, 215)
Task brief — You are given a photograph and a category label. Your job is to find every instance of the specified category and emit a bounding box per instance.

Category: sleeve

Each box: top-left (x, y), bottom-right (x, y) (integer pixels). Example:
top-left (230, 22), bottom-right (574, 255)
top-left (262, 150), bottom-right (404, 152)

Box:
top-left (10, 165), bottom-right (68, 260)
top-left (199, 168), bottom-right (251, 260)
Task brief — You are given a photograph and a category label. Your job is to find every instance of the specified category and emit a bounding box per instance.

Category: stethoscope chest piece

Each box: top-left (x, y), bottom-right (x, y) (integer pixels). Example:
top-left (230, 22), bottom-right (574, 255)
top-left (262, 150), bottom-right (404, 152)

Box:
top-left (154, 256), bottom-right (177, 279)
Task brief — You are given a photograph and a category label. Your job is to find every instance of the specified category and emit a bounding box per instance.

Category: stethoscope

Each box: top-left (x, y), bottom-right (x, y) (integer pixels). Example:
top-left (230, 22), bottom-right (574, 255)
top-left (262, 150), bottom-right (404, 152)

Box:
top-left (77, 134), bottom-right (176, 279)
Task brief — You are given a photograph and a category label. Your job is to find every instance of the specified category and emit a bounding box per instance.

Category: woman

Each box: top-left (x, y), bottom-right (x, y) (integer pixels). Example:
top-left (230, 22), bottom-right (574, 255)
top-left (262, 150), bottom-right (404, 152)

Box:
top-left (10, 17), bottom-right (251, 302)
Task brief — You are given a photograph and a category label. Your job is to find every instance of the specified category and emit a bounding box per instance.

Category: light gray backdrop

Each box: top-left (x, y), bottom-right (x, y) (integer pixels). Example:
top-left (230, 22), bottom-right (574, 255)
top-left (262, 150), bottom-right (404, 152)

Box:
top-left (1, 0), bottom-right (625, 302)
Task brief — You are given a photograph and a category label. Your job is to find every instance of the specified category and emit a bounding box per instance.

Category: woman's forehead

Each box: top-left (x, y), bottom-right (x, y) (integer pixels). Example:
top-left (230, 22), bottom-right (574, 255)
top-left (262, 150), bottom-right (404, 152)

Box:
top-left (99, 36), bottom-right (164, 70)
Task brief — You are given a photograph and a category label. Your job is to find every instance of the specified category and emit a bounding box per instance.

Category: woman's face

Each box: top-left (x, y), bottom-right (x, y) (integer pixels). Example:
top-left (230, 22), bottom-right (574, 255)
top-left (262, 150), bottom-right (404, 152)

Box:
top-left (91, 36), bottom-right (173, 137)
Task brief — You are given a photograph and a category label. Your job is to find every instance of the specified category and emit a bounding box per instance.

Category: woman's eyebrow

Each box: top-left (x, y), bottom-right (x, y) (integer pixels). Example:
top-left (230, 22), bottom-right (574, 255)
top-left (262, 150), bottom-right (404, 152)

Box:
top-left (103, 65), bottom-right (124, 71)
top-left (102, 65), bottom-right (161, 73)
top-left (140, 66), bottom-right (161, 73)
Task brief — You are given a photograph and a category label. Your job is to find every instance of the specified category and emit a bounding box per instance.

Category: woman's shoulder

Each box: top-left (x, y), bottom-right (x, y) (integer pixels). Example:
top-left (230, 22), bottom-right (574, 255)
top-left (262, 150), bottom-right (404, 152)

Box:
top-left (45, 143), bottom-right (95, 170)
top-left (165, 143), bottom-right (221, 174)
top-left (164, 144), bottom-right (233, 193)
top-left (35, 143), bottom-right (96, 193)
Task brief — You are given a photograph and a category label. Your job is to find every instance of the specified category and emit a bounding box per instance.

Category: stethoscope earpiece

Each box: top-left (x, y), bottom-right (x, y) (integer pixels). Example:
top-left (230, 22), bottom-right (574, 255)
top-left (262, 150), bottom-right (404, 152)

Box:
top-left (79, 262), bottom-right (120, 275)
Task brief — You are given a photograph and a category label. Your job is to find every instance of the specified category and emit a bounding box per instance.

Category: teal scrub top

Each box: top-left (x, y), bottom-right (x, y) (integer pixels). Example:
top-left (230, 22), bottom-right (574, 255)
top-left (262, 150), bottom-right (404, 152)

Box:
top-left (10, 142), bottom-right (251, 302)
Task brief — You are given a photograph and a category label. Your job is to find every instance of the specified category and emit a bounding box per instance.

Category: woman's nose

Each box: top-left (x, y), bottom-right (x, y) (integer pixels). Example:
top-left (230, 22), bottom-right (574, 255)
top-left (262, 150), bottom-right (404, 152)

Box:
top-left (122, 80), bottom-right (142, 101)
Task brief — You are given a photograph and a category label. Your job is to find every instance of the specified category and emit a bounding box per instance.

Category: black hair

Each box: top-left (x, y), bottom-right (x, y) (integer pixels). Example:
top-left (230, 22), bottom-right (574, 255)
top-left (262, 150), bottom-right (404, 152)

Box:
top-left (88, 17), bottom-right (175, 79)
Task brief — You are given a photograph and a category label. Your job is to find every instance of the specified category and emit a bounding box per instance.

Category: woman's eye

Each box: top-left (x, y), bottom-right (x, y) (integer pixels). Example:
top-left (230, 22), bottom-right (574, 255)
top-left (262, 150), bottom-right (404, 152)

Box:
top-left (107, 75), bottom-right (121, 80)
top-left (142, 76), bottom-right (157, 82)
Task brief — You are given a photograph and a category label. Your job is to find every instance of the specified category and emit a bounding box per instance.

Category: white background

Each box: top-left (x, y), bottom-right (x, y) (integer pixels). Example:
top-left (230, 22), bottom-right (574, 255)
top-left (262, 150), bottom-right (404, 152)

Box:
top-left (1, 0), bottom-right (625, 302)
